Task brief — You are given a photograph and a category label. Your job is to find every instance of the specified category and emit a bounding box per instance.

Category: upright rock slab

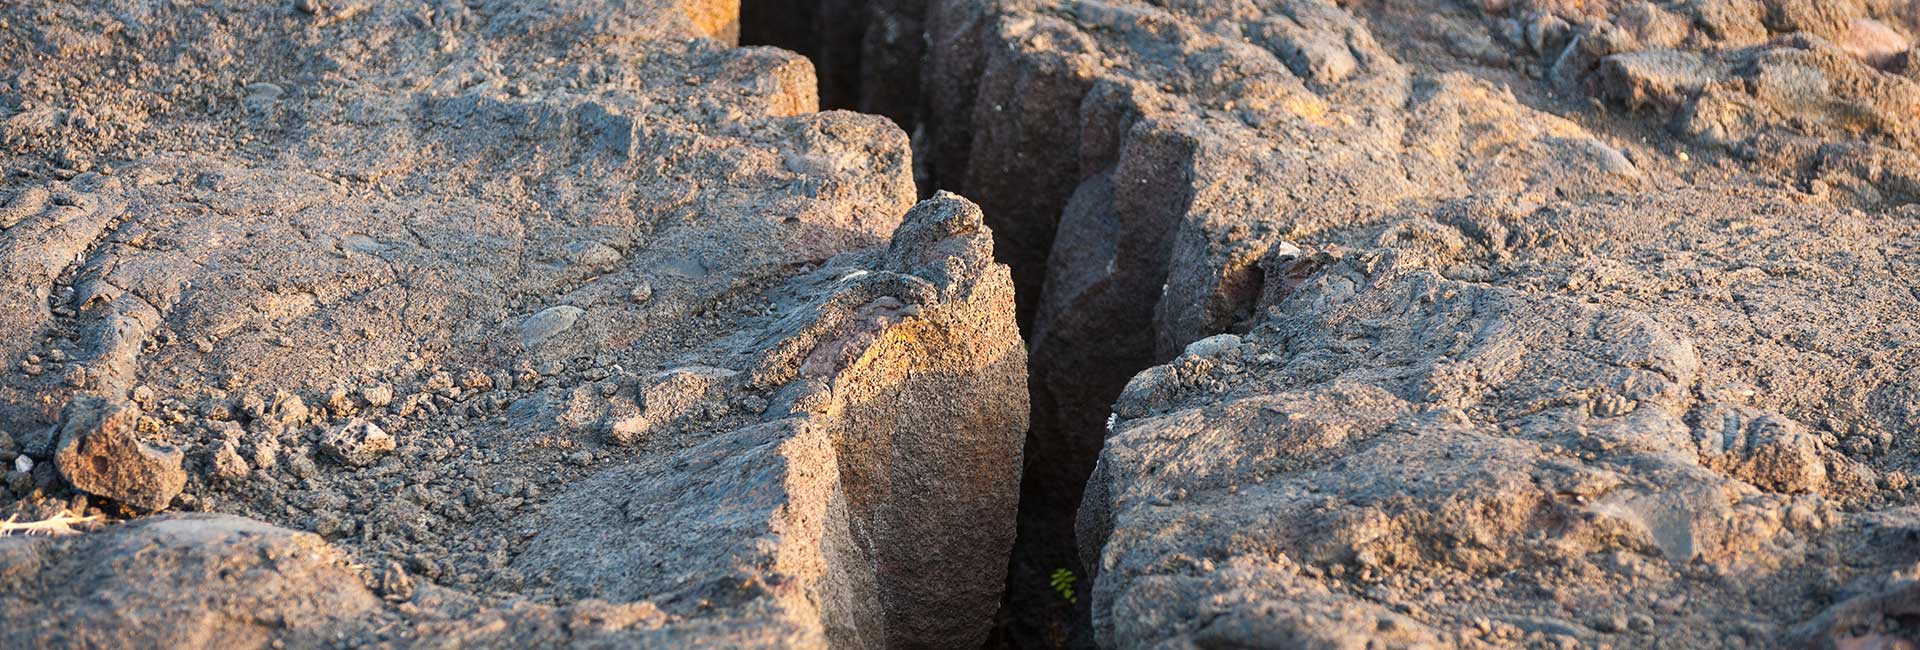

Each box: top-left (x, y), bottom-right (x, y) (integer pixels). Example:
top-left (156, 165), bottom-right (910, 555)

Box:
top-left (512, 194), bottom-right (1026, 648)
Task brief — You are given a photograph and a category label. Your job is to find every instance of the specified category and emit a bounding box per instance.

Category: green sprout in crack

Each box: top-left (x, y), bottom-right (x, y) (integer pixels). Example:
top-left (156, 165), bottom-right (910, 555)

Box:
top-left (1049, 568), bottom-right (1078, 604)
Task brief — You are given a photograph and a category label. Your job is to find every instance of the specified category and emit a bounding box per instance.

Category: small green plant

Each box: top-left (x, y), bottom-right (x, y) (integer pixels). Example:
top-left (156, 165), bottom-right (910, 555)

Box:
top-left (1049, 568), bottom-right (1078, 604)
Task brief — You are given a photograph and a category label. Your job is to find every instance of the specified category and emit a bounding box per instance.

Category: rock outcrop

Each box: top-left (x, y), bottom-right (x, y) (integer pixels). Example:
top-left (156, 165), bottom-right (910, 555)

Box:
top-left (0, 514), bottom-right (380, 649)
top-left (7, 0), bottom-right (1920, 647)
top-left (751, 0), bottom-right (1920, 646)
top-left (0, 1), bottom-right (1025, 647)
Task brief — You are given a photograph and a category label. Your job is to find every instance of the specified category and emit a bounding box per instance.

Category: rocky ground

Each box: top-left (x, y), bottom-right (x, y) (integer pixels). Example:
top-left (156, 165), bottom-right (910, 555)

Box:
top-left (0, 1), bottom-right (1026, 647)
top-left (756, 0), bottom-right (1920, 648)
top-left (3, 0), bottom-right (1919, 648)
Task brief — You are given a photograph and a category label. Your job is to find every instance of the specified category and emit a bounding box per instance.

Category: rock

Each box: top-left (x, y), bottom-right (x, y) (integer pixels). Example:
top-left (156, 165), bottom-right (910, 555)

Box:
top-left (606, 366), bottom-right (737, 445)
top-left (563, 240), bottom-right (622, 268)
top-left (209, 441), bottom-right (250, 482)
top-left (1181, 334), bottom-right (1241, 358)
top-left (359, 384), bottom-right (394, 408)
top-left (519, 306), bottom-right (585, 348)
top-left (53, 397), bottom-right (186, 512)
top-left (0, 0), bottom-right (1012, 646)
top-left (782, 0), bottom-right (1920, 645)
top-left (319, 419), bottom-right (394, 467)
top-left (0, 513), bottom-right (378, 648)
top-left (258, 390), bottom-right (308, 432)
top-left (514, 193), bottom-right (1027, 649)
top-left (1596, 49), bottom-right (1723, 112)
top-left (1693, 403), bottom-right (1835, 494)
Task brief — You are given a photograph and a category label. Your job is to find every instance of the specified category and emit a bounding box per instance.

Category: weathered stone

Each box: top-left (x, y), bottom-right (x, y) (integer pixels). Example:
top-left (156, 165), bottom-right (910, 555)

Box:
top-left (518, 306), bottom-right (586, 349)
top-left (0, 2), bottom-right (1025, 646)
top-left (53, 397), bottom-right (185, 512)
top-left (757, 0), bottom-right (1920, 645)
top-left (0, 514), bottom-right (379, 648)
top-left (208, 440), bottom-right (250, 482)
top-left (319, 419), bottom-right (394, 467)
top-left (515, 193), bottom-right (1027, 649)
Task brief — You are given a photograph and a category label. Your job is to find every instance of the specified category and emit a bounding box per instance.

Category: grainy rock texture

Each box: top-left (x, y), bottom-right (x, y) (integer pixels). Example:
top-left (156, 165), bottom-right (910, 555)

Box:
top-left (754, 0), bottom-right (1920, 647)
top-left (8, 0), bottom-right (1920, 648)
top-left (0, 1), bottom-right (1025, 648)
top-left (0, 514), bottom-right (381, 649)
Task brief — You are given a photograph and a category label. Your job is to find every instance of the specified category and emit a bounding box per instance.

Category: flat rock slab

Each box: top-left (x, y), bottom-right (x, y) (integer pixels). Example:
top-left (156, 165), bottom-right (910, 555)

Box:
top-left (0, 513), bottom-right (380, 649)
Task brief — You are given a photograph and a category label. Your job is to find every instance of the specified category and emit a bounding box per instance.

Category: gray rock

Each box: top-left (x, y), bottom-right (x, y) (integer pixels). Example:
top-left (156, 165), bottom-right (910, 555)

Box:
top-left (518, 306), bottom-right (585, 349)
top-left (0, 514), bottom-right (378, 648)
top-left (319, 419), bottom-right (394, 467)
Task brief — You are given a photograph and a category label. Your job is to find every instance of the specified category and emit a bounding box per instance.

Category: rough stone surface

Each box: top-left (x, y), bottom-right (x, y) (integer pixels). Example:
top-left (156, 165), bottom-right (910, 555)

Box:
top-left (765, 0), bottom-right (1920, 646)
top-left (9, 0), bottom-right (1920, 647)
top-left (0, 514), bottom-right (380, 649)
top-left (319, 418), bottom-right (395, 468)
top-left (52, 396), bottom-right (185, 512)
top-left (0, 1), bottom-right (1024, 648)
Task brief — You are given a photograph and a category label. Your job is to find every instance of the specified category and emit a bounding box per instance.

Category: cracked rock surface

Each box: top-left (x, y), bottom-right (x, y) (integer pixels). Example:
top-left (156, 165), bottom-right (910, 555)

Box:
top-left (751, 0), bottom-right (1920, 646)
top-left (0, 1), bottom-right (1024, 647)
top-left (8, 0), bottom-right (1920, 647)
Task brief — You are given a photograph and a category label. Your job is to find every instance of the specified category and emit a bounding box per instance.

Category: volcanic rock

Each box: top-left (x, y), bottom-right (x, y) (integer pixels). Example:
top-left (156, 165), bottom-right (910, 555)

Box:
top-left (52, 397), bottom-right (185, 512)
top-left (0, 0), bottom-right (1024, 647)
top-left (0, 514), bottom-right (379, 649)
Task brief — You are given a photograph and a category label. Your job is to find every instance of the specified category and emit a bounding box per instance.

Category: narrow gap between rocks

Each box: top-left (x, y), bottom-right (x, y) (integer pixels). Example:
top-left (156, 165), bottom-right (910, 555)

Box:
top-left (743, 5), bottom-right (1154, 648)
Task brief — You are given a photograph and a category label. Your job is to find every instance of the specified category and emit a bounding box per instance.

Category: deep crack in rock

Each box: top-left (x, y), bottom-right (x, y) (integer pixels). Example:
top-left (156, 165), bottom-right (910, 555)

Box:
top-left (8, 0), bottom-right (1920, 648)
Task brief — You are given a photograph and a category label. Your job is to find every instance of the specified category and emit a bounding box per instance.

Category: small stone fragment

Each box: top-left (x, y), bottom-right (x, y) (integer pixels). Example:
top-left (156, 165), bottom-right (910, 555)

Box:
top-left (519, 306), bottom-right (585, 348)
top-left (261, 390), bottom-right (309, 432)
top-left (210, 440), bottom-right (250, 481)
top-left (320, 419), bottom-right (396, 467)
top-left (361, 383), bottom-right (394, 408)
top-left (324, 384), bottom-right (355, 415)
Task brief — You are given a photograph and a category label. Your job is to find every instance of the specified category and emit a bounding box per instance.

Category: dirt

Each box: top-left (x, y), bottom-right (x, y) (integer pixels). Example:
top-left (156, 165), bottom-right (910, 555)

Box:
top-left (5, 0), bottom-right (1920, 648)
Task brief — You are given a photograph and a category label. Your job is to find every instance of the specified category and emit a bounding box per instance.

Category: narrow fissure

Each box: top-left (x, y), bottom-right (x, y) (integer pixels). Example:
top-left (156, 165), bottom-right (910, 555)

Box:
top-left (743, 4), bottom-right (1165, 647)
top-left (751, 1), bottom-right (1920, 649)
top-left (15, 0), bottom-right (1920, 648)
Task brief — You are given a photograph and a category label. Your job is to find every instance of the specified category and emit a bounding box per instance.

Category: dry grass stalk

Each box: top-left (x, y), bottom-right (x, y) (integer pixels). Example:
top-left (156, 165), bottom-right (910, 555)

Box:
top-left (0, 511), bottom-right (103, 537)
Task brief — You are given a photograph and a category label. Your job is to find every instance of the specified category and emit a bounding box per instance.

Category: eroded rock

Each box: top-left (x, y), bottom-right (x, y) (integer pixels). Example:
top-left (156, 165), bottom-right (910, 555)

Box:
top-left (0, 1), bottom-right (1024, 647)
top-left (514, 193), bottom-right (1027, 649)
top-left (53, 397), bottom-right (185, 512)
top-left (319, 419), bottom-right (395, 468)
top-left (0, 514), bottom-right (379, 649)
